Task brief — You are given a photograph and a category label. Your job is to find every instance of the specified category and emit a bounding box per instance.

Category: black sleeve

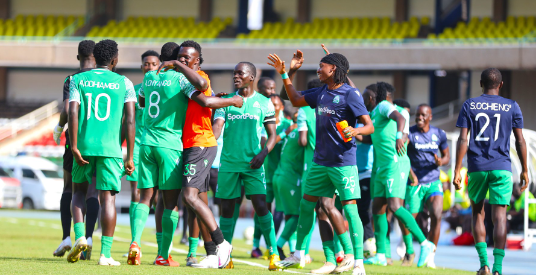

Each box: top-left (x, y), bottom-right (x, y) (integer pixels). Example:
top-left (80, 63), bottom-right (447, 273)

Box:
top-left (62, 76), bottom-right (71, 102)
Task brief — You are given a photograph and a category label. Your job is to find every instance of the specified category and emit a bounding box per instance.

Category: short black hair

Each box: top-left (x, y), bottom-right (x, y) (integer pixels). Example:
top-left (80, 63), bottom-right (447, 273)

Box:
top-left (307, 78), bottom-right (324, 89)
top-left (320, 53), bottom-right (349, 85)
top-left (78, 40), bottom-right (95, 58)
top-left (179, 40), bottom-right (203, 65)
top-left (269, 94), bottom-right (282, 103)
top-left (364, 83), bottom-right (377, 94)
top-left (238, 62), bottom-right (257, 78)
top-left (160, 42), bottom-right (179, 62)
top-left (375, 82), bottom-right (395, 103)
top-left (141, 50), bottom-right (159, 61)
top-left (393, 98), bottom-right (411, 110)
top-left (418, 103), bottom-right (431, 109)
top-left (481, 68), bottom-right (502, 89)
top-left (93, 39), bottom-right (118, 66)
top-left (258, 77), bottom-right (274, 88)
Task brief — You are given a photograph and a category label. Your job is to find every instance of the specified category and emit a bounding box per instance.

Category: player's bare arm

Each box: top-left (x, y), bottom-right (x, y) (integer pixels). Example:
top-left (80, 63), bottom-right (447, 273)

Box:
top-left (409, 167), bottom-right (419, 186)
top-left (138, 95), bottom-right (145, 107)
top-left (212, 118), bottom-right (224, 140)
top-left (250, 122), bottom-right (277, 169)
top-left (124, 101), bottom-right (136, 176)
top-left (389, 110), bottom-right (406, 155)
top-left (267, 53), bottom-right (308, 107)
top-left (453, 127), bottom-right (469, 190)
top-left (513, 128), bottom-right (529, 192)
top-left (298, 130), bottom-right (308, 147)
top-left (157, 60), bottom-right (208, 91)
top-left (342, 115), bottom-right (374, 139)
top-left (435, 146), bottom-right (450, 167)
top-left (68, 101), bottom-right (88, 166)
top-left (279, 50), bottom-right (304, 101)
top-left (275, 123), bottom-right (298, 144)
top-left (190, 91), bottom-right (243, 109)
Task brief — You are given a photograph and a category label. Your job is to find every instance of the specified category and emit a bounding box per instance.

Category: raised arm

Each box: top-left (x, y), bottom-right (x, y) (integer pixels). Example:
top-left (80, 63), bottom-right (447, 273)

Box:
top-left (267, 53), bottom-right (309, 107)
top-left (513, 128), bottom-right (529, 192)
top-left (157, 60), bottom-right (208, 91)
top-left (453, 127), bottom-right (469, 190)
top-left (279, 50), bottom-right (304, 101)
top-left (190, 91), bottom-right (243, 109)
top-left (389, 110), bottom-right (406, 155)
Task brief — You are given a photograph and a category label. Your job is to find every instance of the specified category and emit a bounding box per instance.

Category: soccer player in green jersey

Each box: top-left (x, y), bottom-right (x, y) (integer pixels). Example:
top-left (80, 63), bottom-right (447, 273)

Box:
top-left (67, 39), bottom-right (137, 266)
top-left (212, 62), bottom-right (281, 271)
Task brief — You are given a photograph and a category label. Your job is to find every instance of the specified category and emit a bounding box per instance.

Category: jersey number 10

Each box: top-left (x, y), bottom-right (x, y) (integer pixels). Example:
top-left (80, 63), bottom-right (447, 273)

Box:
top-left (85, 93), bottom-right (111, 121)
top-left (475, 113), bottom-right (501, 142)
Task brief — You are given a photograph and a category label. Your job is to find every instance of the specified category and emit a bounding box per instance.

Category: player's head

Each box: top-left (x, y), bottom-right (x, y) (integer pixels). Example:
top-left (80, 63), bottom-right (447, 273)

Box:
top-left (160, 42), bottom-right (179, 62)
top-left (178, 40), bottom-right (203, 71)
top-left (363, 83), bottom-right (377, 111)
top-left (141, 50), bottom-right (160, 74)
top-left (375, 81), bottom-right (395, 104)
top-left (77, 40), bottom-right (95, 61)
top-left (270, 94), bottom-right (284, 119)
top-left (415, 103), bottom-right (432, 130)
top-left (93, 39), bottom-right (119, 71)
top-left (307, 78), bottom-right (324, 89)
top-left (480, 68), bottom-right (503, 90)
top-left (258, 77), bottom-right (276, 97)
top-left (292, 110), bottom-right (299, 123)
top-left (393, 98), bottom-right (411, 114)
top-left (317, 53), bottom-right (349, 85)
top-left (234, 62), bottom-right (256, 89)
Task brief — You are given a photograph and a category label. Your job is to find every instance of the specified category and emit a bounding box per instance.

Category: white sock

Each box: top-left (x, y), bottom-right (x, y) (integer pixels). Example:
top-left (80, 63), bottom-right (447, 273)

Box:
top-left (377, 253), bottom-right (386, 261)
top-left (295, 250), bottom-right (304, 259)
top-left (354, 259), bottom-right (363, 267)
top-left (420, 240), bottom-right (429, 246)
top-left (87, 237), bottom-right (92, 246)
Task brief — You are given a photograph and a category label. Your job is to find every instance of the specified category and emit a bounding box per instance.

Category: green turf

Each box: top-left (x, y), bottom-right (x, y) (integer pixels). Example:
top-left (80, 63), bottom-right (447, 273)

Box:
top-left (0, 216), bottom-right (472, 274)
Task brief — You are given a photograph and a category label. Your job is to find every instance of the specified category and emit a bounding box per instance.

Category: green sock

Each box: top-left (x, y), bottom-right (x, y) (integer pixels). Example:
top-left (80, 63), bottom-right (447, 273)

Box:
top-left (188, 237), bottom-right (199, 257)
top-left (231, 203), bottom-right (240, 237)
top-left (289, 232), bottom-right (297, 252)
top-left (132, 203), bottom-right (150, 244)
top-left (101, 236), bottom-right (113, 258)
top-left (296, 200), bottom-right (317, 250)
top-left (253, 238), bottom-right (261, 249)
top-left (156, 232), bottom-right (163, 256)
top-left (344, 204), bottom-right (364, 259)
top-left (385, 232), bottom-right (391, 259)
top-left (394, 208), bottom-right (426, 243)
top-left (492, 248), bottom-right (505, 274)
top-left (258, 212), bottom-right (279, 256)
top-left (253, 214), bottom-right (263, 248)
top-left (403, 234), bottom-right (414, 254)
top-left (161, 209), bottom-right (178, 259)
top-left (373, 213), bottom-right (388, 253)
top-left (277, 216), bottom-right (298, 248)
top-left (74, 222), bottom-right (85, 241)
top-left (304, 211), bottom-right (316, 255)
top-left (475, 242), bottom-right (489, 268)
top-left (323, 241), bottom-right (337, 265)
top-left (338, 232), bottom-right (353, 255)
top-left (220, 217), bottom-right (235, 243)
top-left (333, 232), bottom-right (343, 253)
top-left (129, 201), bottom-right (139, 237)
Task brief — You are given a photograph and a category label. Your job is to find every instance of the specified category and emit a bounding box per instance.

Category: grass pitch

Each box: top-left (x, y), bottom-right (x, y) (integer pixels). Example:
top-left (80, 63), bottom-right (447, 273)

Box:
top-left (0, 215), bottom-right (473, 274)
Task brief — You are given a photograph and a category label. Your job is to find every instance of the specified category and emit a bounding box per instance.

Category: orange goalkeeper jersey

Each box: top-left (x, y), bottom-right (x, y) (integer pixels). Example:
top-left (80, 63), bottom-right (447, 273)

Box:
top-left (182, 70), bottom-right (217, 149)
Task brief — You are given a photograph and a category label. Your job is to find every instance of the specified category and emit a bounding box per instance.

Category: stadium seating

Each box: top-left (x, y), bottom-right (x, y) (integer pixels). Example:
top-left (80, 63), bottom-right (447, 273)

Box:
top-left (86, 16), bottom-right (233, 39)
top-left (429, 16), bottom-right (536, 40)
top-left (0, 14), bottom-right (84, 37)
top-left (237, 16), bottom-right (427, 40)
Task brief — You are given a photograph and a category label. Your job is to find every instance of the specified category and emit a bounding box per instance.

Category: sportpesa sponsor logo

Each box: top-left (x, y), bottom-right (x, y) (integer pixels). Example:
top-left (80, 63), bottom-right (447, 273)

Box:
top-left (79, 80), bottom-right (119, 89)
top-left (318, 106), bottom-right (336, 115)
top-left (415, 142), bottom-right (439, 150)
top-left (227, 113), bottom-right (259, 121)
top-left (470, 102), bottom-right (511, 112)
top-left (145, 80), bottom-right (172, 87)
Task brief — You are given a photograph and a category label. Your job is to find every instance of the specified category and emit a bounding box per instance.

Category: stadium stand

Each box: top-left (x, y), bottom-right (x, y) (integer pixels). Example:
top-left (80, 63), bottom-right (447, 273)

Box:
top-left (429, 16), bottom-right (536, 40)
top-left (0, 14), bottom-right (84, 37)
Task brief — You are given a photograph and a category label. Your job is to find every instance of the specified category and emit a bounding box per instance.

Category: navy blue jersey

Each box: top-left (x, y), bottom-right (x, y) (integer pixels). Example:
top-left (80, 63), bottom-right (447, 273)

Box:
top-left (302, 83), bottom-right (369, 167)
top-left (456, 94), bottom-right (523, 173)
top-left (407, 125), bottom-right (448, 184)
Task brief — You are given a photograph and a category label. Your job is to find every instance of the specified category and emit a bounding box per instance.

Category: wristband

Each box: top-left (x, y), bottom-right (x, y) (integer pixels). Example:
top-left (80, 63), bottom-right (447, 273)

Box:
top-left (281, 72), bottom-right (289, 80)
top-left (396, 131), bottom-right (403, 140)
top-left (278, 131), bottom-right (287, 139)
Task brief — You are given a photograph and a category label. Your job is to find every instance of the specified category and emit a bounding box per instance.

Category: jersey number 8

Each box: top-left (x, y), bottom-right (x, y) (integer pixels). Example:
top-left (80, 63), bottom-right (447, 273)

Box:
top-left (148, 91), bottom-right (160, 118)
top-left (85, 93), bottom-right (111, 121)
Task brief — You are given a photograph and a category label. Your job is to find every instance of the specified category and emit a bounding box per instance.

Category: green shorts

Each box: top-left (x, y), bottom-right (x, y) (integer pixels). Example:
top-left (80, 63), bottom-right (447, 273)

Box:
top-left (405, 180), bottom-right (444, 213)
top-left (468, 170), bottom-right (513, 205)
top-left (216, 167), bottom-right (266, 200)
top-left (72, 156), bottom-right (124, 192)
top-left (126, 144), bottom-right (140, 182)
top-left (372, 161), bottom-right (406, 199)
top-left (273, 171), bottom-right (302, 215)
top-left (304, 162), bottom-right (360, 201)
top-left (399, 158), bottom-right (411, 185)
top-left (138, 145), bottom-right (183, 190)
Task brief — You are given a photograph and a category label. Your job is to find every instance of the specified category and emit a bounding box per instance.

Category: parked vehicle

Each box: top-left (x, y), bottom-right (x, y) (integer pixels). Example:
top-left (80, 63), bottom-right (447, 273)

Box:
top-left (0, 167), bottom-right (22, 208)
top-left (0, 156), bottom-right (63, 210)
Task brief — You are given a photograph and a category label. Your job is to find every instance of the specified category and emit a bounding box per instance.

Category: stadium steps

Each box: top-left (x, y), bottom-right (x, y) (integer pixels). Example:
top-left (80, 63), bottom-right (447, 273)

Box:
top-left (0, 113), bottom-right (59, 156)
top-left (0, 101), bottom-right (48, 118)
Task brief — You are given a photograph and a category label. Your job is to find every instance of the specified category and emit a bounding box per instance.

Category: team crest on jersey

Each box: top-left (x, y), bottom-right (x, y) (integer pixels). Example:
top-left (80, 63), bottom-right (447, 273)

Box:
top-left (415, 136), bottom-right (419, 140)
top-left (253, 101), bottom-right (260, 108)
top-left (204, 159), bottom-right (208, 167)
top-left (333, 95), bottom-right (340, 103)
top-left (432, 134), bottom-right (438, 142)
top-left (290, 190), bottom-right (295, 196)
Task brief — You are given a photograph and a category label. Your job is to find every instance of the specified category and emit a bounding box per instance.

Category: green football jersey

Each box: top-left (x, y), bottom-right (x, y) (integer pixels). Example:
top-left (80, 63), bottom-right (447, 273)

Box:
top-left (297, 106), bottom-right (316, 172)
top-left (370, 100), bottom-right (398, 165)
top-left (69, 68), bottom-right (137, 158)
top-left (395, 105), bottom-right (410, 164)
top-left (276, 129), bottom-right (305, 176)
top-left (139, 70), bottom-right (196, 151)
top-left (133, 83), bottom-right (145, 147)
top-left (214, 91), bottom-right (276, 172)
top-left (263, 118), bottom-right (293, 182)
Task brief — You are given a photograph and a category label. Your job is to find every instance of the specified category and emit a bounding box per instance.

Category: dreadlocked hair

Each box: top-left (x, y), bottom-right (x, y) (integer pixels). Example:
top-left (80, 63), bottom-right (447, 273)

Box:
top-left (179, 40), bottom-right (203, 65)
top-left (320, 53), bottom-right (349, 85)
top-left (78, 40), bottom-right (95, 58)
top-left (93, 39), bottom-right (118, 66)
top-left (375, 81), bottom-right (395, 103)
top-left (160, 42), bottom-right (179, 62)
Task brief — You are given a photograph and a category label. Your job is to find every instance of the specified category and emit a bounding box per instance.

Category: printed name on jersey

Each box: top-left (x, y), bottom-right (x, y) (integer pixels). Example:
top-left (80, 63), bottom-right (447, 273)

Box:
top-left (470, 102), bottom-right (511, 112)
top-left (318, 106), bottom-right (336, 115)
top-left (78, 80), bottom-right (120, 89)
top-left (414, 142), bottom-right (439, 150)
top-left (145, 79), bottom-right (172, 87)
top-left (227, 113), bottom-right (260, 121)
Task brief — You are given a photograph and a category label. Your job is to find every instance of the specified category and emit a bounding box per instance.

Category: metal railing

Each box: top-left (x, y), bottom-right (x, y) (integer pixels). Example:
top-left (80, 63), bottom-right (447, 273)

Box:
top-left (0, 101), bottom-right (58, 141)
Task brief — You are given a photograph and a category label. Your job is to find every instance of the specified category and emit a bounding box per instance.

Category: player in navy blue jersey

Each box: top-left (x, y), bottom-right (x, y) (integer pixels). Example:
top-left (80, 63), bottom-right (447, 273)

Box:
top-left (454, 68), bottom-right (528, 275)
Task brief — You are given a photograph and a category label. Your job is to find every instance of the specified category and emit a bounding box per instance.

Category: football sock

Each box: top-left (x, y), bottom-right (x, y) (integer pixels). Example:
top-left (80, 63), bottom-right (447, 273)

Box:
top-left (205, 241), bottom-right (217, 256)
top-left (74, 222), bottom-right (85, 241)
top-left (253, 214), bottom-right (262, 248)
top-left (209, 227), bottom-right (225, 245)
top-left (132, 203), bottom-right (150, 244)
top-left (273, 210), bottom-right (284, 234)
top-left (338, 232), bottom-right (353, 256)
top-left (101, 236), bottom-right (113, 258)
top-left (344, 204), bottom-right (364, 259)
top-left (385, 232), bottom-right (391, 259)
top-left (258, 212), bottom-right (279, 256)
top-left (304, 211), bottom-right (316, 255)
top-left (231, 203), bottom-right (240, 238)
top-left (373, 213), bottom-right (388, 254)
top-left (156, 232), bottom-right (162, 256)
top-left (129, 201), bottom-right (139, 237)
top-left (161, 209), bottom-right (178, 259)
top-left (296, 200), bottom-right (317, 250)
top-left (492, 248), bottom-right (505, 274)
top-left (60, 192), bottom-right (72, 240)
top-left (475, 242), bottom-right (489, 268)
top-left (220, 217), bottom-right (235, 243)
top-left (85, 197), bottom-right (99, 238)
top-left (277, 215), bottom-right (298, 248)
top-left (394, 208), bottom-right (426, 243)
top-left (404, 234), bottom-right (414, 254)
top-left (289, 232), bottom-right (297, 252)
top-left (323, 241), bottom-right (337, 265)
top-left (188, 237), bottom-right (199, 257)
top-left (333, 232), bottom-right (344, 254)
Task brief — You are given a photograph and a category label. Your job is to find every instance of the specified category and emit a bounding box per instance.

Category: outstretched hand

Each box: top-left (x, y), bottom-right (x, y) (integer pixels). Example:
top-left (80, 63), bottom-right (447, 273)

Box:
top-left (289, 50), bottom-right (304, 72)
top-left (267, 54), bottom-right (287, 74)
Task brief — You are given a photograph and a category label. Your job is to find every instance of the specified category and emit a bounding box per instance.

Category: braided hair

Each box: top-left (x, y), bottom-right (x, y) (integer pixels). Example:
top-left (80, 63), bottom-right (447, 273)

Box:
top-left (320, 53), bottom-right (349, 85)
top-left (375, 82), bottom-right (395, 103)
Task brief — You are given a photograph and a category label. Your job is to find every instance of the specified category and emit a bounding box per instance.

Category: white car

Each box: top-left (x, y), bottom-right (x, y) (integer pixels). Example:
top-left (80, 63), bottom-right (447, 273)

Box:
top-left (0, 167), bottom-right (22, 208)
top-left (0, 156), bottom-right (63, 210)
